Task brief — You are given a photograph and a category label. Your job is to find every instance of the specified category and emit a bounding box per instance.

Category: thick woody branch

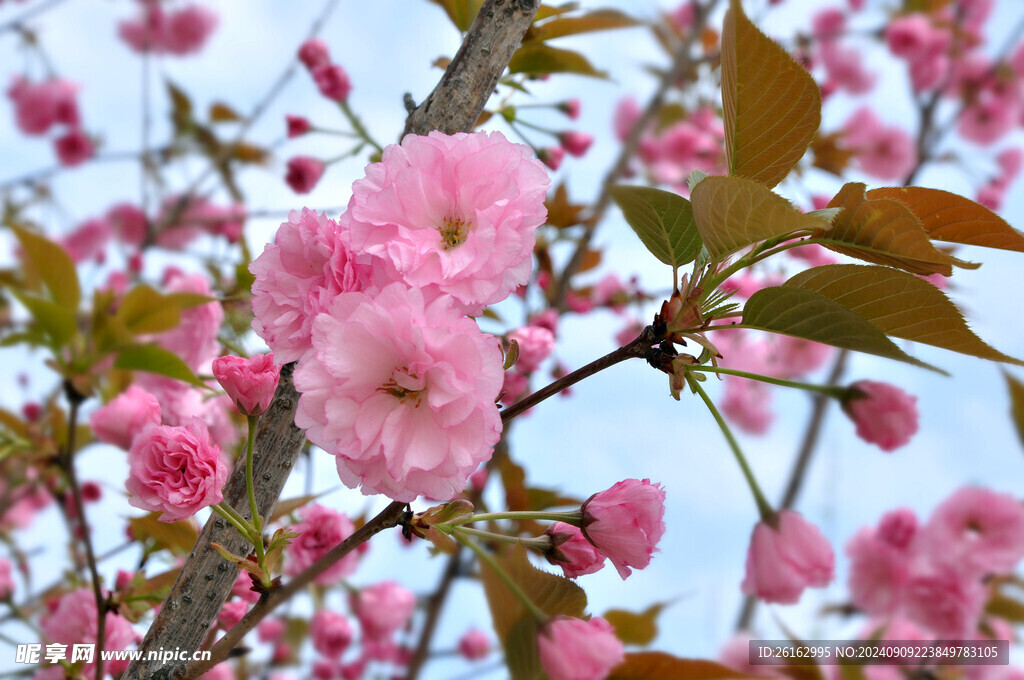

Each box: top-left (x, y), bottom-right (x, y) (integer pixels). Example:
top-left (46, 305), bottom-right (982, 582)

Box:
top-left (123, 366), bottom-right (306, 680)
top-left (403, 0), bottom-right (540, 138)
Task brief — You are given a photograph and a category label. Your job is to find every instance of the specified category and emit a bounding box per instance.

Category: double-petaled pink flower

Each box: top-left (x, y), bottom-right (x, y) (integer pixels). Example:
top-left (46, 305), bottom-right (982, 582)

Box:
top-left (285, 504), bottom-right (360, 585)
top-left (294, 283), bottom-right (503, 502)
top-left (125, 419), bottom-right (228, 522)
top-left (341, 130), bottom-right (549, 314)
top-left (538, 616), bottom-right (624, 680)
top-left (581, 478), bottom-right (666, 579)
top-left (90, 385), bottom-right (162, 450)
top-left (212, 353), bottom-right (280, 416)
top-left (843, 380), bottom-right (919, 452)
top-left (742, 510), bottom-right (834, 604)
top-left (546, 521), bottom-right (606, 579)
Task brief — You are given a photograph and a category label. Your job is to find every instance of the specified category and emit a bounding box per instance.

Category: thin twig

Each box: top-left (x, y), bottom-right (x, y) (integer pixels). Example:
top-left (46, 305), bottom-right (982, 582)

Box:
top-left (0, 0), bottom-right (69, 35)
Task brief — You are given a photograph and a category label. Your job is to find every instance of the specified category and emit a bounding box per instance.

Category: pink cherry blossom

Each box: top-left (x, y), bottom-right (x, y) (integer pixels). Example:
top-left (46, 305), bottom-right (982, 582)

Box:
top-left (161, 5), bottom-right (219, 56)
top-left (106, 203), bottom-right (148, 250)
top-left (61, 218), bottom-right (111, 263)
top-left (54, 128), bottom-right (95, 167)
top-left (298, 39), bottom-right (331, 70)
top-left (546, 521), bottom-right (606, 579)
top-left (285, 504), bottom-right (360, 585)
top-left (845, 509), bottom-right (918, 616)
top-left (294, 284), bottom-right (504, 501)
top-left (118, 3), bottom-right (167, 53)
top-left (770, 335), bottom-right (833, 378)
top-left (908, 52), bottom-right (950, 92)
top-left (311, 610), bottom-right (354, 658)
top-left (285, 156), bottom-right (326, 194)
top-left (820, 43), bottom-right (876, 94)
top-left (90, 385), bottom-right (162, 450)
top-left (581, 478), bottom-right (666, 579)
top-left (250, 208), bottom-right (373, 364)
top-left (560, 131), bottom-right (594, 157)
top-left (312, 63), bottom-right (352, 102)
top-left (351, 581), bottom-right (416, 640)
top-left (40, 588), bottom-right (138, 679)
top-left (844, 108), bottom-right (916, 181)
top-left (842, 380), bottom-right (919, 452)
top-left (341, 130), bottom-right (548, 313)
top-left (540, 145), bottom-right (565, 171)
top-left (507, 325), bottom-right (556, 373)
top-left (7, 76), bottom-right (79, 135)
top-left (958, 93), bottom-right (1020, 146)
top-left (919, 486), bottom-right (1024, 576)
top-left (232, 572), bottom-right (260, 604)
top-left (885, 14), bottom-right (949, 61)
top-left (741, 510), bottom-right (835, 604)
top-left (218, 599), bottom-right (249, 629)
top-left (458, 628), bottom-right (491, 661)
top-left (902, 561), bottom-right (986, 637)
top-left (613, 96), bottom-right (641, 141)
top-left (538, 616), bottom-right (624, 680)
top-left (561, 98), bottom-right (581, 120)
top-left (125, 419), bottom-right (228, 522)
top-left (212, 353), bottom-right (280, 415)
top-left (811, 8), bottom-right (844, 41)
top-left (258, 617), bottom-right (286, 643)
top-left (722, 378), bottom-right (773, 435)
top-left (149, 271), bottom-right (223, 374)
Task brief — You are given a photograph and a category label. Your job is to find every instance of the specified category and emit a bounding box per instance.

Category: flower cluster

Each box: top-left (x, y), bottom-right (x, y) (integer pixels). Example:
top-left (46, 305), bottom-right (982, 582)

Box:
top-left (6, 76), bottom-right (94, 167)
top-left (251, 130), bottom-right (549, 501)
top-left (118, 1), bottom-right (219, 56)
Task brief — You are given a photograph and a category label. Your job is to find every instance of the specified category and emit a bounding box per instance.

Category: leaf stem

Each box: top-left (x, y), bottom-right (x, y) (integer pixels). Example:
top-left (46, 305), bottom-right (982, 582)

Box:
top-left (691, 365), bottom-right (849, 399)
top-left (244, 415), bottom-right (266, 565)
top-left (211, 503), bottom-right (256, 542)
top-left (448, 510), bottom-right (582, 527)
top-left (690, 380), bottom-right (774, 521)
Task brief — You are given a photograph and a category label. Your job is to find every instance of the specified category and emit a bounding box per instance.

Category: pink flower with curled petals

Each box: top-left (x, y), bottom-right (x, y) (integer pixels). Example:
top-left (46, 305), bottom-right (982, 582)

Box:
top-left (90, 385), bottom-right (162, 450)
top-left (842, 380), bottom-right (919, 452)
top-left (886, 14), bottom-right (949, 61)
top-left (106, 203), bottom-right (148, 251)
top-left (342, 131), bottom-right (549, 314)
top-left (560, 131), bottom-right (594, 157)
top-left (903, 562), bottom-right (986, 637)
top-left (845, 508), bottom-right (918, 616)
top-left (820, 43), bottom-right (876, 94)
top-left (213, 354), bottom-right (280, 416)
top-left (61, 218), bottom-right (111, 263)
top-left (286, 114), bottom-right (312, 138)
top-left (285, 504), bottom-right (360, 585)
top-left (458, 628), bottom-right (490, 661)
top-left (312, 63), bottom-right (351, 102)
top-left (581, 478), bottom-right (665, 579)
top-left (250, 209), bottom-right (373, 364)
top-left (539, 145), bottom-right (565, 171)
top-left (294, 284), bottom-right (503, 501)
top-left (218, 600), bottom-right (249, 630)
top-left (285, 156), bottom-right (325, 194)
top-left (351, 581), bottom-right (416, 640)
top-left (298, 39), bottom-right (331, 70)
top-left (742, 510), bottom-right (834, 604)
top-left (958, 94), bottom-right (1020, 146)
top-left (546, 522), bottom-right (606, 579)
top-left (126, 419), bottom-right (228, 522)
top-left (920, 486), bottom-right (1024, 576)
top-left (149, 271), bottom-right (223, 374)
top-left (538, 616), bottom-right (624, 680)
top-left (6, 77), bottom-right (79, 135)
top-left (311, 610), bottom-right (353, 658)
top-left (844, 108), bottom-right (916, 181)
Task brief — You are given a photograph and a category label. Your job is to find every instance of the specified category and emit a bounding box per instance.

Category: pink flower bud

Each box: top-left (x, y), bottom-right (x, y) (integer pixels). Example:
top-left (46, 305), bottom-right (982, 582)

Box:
top-left (312, 63), bottom-right (351, 102)
top-left (54, 128), bottom-right (95, 167)
top-left (507, 325), bottom-right (555, 373)
top-left (560, 98), bottom-right (581, 120)
top-left (546, 521), bottom-right (606, 578)
top-left (741, 510), bottom-right (834, 604)
top-left (311, 610), bottom-right (354, 658)
top-left (258, 617), bottom-right (285, 643)
top-left (298, 39), bottom-right (331, 70)
top-left (581, 478), bottom-right (666, 579)
top-left (351, 581), bottom-right (416, 640)
top-left (842, 380), bottom-right (919, 452)
top-left (458, 627), bottom-right (491, 661)
top-left (285, 156), bottom-right (326, 194)
top-left (217, 599), bottom-right (249, 630)
top-left (212, 353), bottom-right (280, 416)
top-left (90, 385), bottom-right (162, 450)
top-left (286, 114), bottom-right (312, 138)
top-left (162, 5), bottom-right (218, 56)
top-left (0, 558), bottom-right (13, 599)
top-left (539, 146), bottom-right (565, 170)
top-left (538, 616), bottom-right (624, 680)
top-left (125, 419), bottom-right (228, 523)
top-left (559, 131), bottom-right (594, 157)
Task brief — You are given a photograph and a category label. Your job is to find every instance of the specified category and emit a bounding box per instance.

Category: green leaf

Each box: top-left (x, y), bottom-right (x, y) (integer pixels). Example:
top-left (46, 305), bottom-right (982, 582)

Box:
top-left (269, 494), bottom-right (325, 523)
top-left (721, 0), bottom-right (820, 189)
top-left (506, 617), bottom-right (545, 680)
top-left (427, 0), bottom-right (485, 32)
top-left (741, 287), bottom-right (945, 374)
top-left (166, 79), bottom-right (194, 132)
top-left (986, 593), bottom-right (1024, 622)
top-left (117, 285), bottom-right (182, 335)
top-left (529, 9), bottom-right (638, 41)
top-left (786, 264), bottom-right (1024, 365)
top-left (603, 603), bottom-right (668, 647)
top-left (11, 225), bottom-right (81, 310)
top-left (10, 290), bottom-right (76, 347)
top-left (610, 186), bottom-right (702, 276)
top-left (508, 43), bottom-right (607, 78)
top-left (128, 513), bottom-right (200, 556)
top-left (820, 183), bottom-right (977, 276)
top-left (165, 292), bottom-right (218, 309)
top-left (610, 652), bottom-right (762, 680)
top-left (1004, 372), bottom-right (1024, 451)
top-left (690, 176), bottom-right (828, 260)
top-left (867, 186), bottom-right (1024, 252)
top-left (115, 344), bottom-right (206, 386)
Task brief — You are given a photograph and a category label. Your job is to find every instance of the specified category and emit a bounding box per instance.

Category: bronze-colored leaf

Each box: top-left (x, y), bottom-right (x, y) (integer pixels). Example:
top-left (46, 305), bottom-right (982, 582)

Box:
top-left (721, 0), bottom-right (820, 188)
top-left (786, 264), bottom-right (1024, 365)
top-left (529, 9), bottom-right (637, 41)
top-left (209, 102), bottom-right (242, 122)
top-left (867, 186), bottom-right (1024, 252)
top-left (128, 514), bottom-right (200, 556)
top-left (546, 183), bottom-right (586, 229)
top-left (508, 43), bottom-right (607, 78)
top-left (610, 652), bottom-right (762, 680)
top-left (691, 176), bottom-right (827, 260)
top-left (1004, 372), bottom-right (1024, 451)
top-left (603, 602), bottom-right (668, 647)
top-left (810, 131), bottom-right (855, 177)
top-left (820, 183), bottom-right (978, 276)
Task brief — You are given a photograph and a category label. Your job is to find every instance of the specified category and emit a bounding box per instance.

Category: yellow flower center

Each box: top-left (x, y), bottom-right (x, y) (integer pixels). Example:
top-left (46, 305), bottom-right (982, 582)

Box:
top-left (438, 216), bottom-right (470, 250)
